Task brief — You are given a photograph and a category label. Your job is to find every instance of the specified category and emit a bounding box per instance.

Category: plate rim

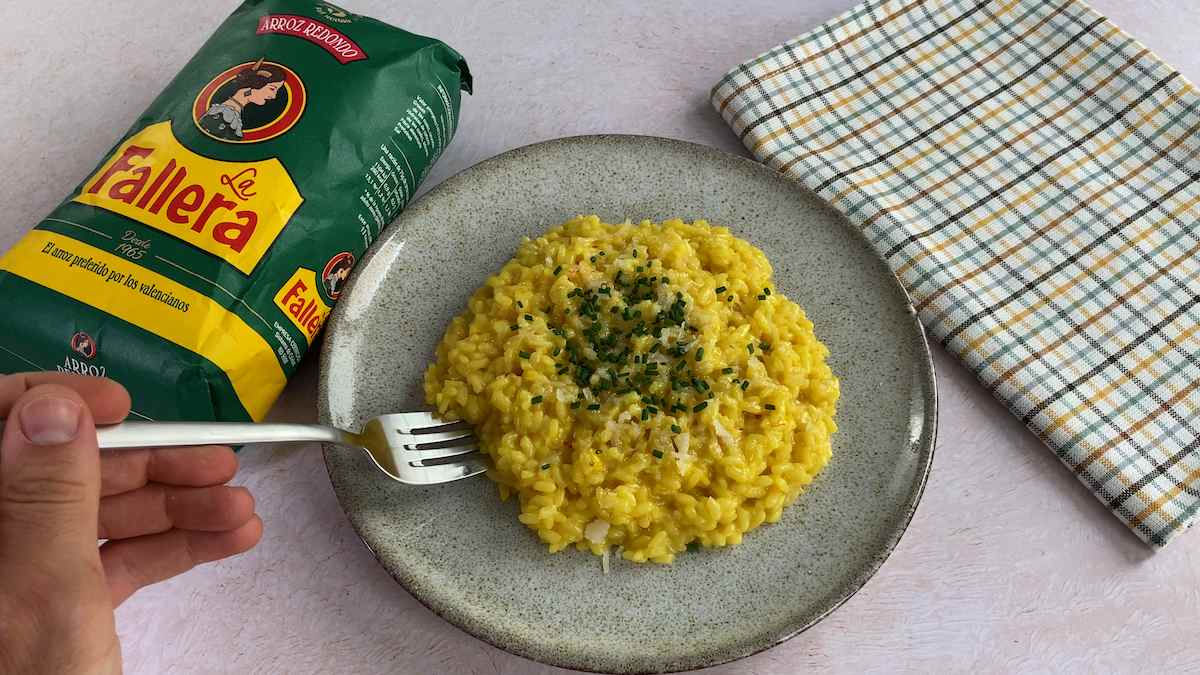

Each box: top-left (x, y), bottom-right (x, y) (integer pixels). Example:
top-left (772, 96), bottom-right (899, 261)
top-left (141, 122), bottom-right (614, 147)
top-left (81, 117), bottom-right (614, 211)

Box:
top-left (317, 133), bottom-right (939, 674)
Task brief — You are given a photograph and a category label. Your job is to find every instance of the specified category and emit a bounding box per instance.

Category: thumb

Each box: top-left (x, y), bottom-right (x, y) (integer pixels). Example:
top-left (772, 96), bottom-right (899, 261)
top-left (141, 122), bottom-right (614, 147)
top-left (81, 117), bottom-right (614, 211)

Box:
top-left (0, 384), bottom-right (102, 569)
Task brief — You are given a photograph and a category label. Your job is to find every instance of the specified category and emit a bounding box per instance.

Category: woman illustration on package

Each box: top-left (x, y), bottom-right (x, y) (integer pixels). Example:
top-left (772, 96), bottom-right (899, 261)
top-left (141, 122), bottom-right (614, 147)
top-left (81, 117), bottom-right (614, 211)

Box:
top-left (199, 59), bottom-right (286, 141)
top-left (323, 252), bottom-right (355, 299)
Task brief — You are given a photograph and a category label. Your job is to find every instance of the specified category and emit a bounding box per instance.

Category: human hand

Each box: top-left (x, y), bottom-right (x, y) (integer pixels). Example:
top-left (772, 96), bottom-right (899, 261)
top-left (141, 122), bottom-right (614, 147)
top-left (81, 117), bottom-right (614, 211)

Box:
top-left (0, 373), bottom-right (262, 674)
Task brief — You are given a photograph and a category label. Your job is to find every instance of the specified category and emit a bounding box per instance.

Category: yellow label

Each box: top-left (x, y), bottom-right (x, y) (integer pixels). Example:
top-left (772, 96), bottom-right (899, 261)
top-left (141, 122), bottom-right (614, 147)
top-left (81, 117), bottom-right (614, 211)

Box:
top-left (0, 230), bottom-right (285, 420)
top-left (273, 268), bottom-right (330, 344)
top-left (73, 122), bottom-right (304, 275)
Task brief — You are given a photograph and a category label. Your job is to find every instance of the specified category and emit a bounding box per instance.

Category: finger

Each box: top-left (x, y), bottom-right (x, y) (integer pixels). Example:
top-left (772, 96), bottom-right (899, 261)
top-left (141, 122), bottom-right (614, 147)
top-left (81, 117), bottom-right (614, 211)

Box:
top-left (0, 373), bottom-right (130, 424)
top-left (101, 515), bottom-right (263, 606)
top-left (100, 445), bottom-right (238, 497)
top-left (0, 384), bottom-right (103, 574)
top-left (98, 484), bottom-right (255, 540)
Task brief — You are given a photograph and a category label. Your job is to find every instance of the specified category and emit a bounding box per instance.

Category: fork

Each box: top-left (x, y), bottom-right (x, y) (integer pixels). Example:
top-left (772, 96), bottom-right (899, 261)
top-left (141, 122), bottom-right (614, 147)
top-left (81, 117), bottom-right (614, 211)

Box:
top-left (88, 412), bottom-right (486, 485)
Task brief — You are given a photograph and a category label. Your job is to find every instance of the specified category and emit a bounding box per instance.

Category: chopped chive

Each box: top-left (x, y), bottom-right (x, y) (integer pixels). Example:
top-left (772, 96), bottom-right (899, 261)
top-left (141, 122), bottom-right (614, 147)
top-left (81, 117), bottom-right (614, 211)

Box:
top-left (674, 360), bottom-right (687, 371)
top-left (715, 286), bottom-right (727, 294)
top-left (765, 403), bottom-right (776, 410)
top-left (692, 401), bottom-right (708, 413)
top-left (600, 251), bottom-right (607, 256)
top-left (531, 395), bottom-right (544, 404)
top-left (741, 380), bottom-right (750, 391)
top-left (553, 347), bottom-right (562, 356)
top-left (525, 314), bottom-right (533, 322)
top-left (517, 300), bottom-right (524, 308)
top-left (570, 401), bottom-right (581, 409)
top-left (541, 463), bottom-right (551, 470)
top-left (662, 276), bottom-right (670, 284)
top-left (647, 406), bottom-right (658, 415)
top-left (760, 342), bottom-right (771, 352)
top-left (757, 294), bottom-right (766, 300)
top-left (588, 403), bottom-right (601, 411)
top-left (672, 403), bottom-right (688, 412)
top-left (764, 287), bottom-right (771, 296)
top-left (722, 367), bottom-right (734, 374)
top-left (687, 542), bottom-right (700, 552)
top-left (727, 295), bottom-right (734, 302)
top-left (636, 266), bottom-right (644, 273)
top-left (595, 448), bottom-right (602, 454)
top-left (671, 424), bottom-right (682, 433)
top-left (510, 324), bottom-right (519, 331)
top-left (695, 347), bottom-right (705, 362)
top-left (519, 351), bottom-right (531, 359)
top-left (590, 255), bottom-right (597, 263)
top-left (652, 449), bottom-right (664, 459)
top-left (641, 408), bottom-right (650, 421)
top-left (553, 265), bottom-right (563, 275)
top-left (747, 343), bottom-right (755, 354)
top-left (633, 249), bottom-right (638, 258)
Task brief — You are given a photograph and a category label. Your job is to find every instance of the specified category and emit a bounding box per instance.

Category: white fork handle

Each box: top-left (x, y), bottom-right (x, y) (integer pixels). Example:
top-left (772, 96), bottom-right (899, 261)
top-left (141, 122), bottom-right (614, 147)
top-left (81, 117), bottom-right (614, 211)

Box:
top-left (93, 421), bottom-right (347, 449)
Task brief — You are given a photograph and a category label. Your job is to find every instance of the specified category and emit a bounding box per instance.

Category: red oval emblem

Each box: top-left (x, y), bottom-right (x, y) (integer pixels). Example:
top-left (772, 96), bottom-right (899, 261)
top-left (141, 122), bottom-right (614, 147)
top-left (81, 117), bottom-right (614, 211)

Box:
top-left (70, 331), bottom-right (97, 360)
top-left (322, 251), bottom-right (355, 300)
top-left (193, 60), bottom-right (306, 144)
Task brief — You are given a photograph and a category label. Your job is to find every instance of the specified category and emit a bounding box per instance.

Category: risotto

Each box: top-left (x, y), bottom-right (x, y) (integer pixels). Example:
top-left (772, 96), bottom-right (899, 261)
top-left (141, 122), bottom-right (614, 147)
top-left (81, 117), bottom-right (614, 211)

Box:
top-left (424, 216), bottom-right (839, 564)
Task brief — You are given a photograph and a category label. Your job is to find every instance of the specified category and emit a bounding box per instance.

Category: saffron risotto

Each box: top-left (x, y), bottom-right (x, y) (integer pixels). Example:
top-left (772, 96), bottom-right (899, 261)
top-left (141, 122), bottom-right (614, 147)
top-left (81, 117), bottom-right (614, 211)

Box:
top-left (424, 216), bottom-right (839, 564)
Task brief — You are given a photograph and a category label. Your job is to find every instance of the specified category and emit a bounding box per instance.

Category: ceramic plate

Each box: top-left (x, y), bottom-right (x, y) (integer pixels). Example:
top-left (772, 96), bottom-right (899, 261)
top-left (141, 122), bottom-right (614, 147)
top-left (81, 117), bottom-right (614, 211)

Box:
top-left (318, 136), bottom-right (936, 673)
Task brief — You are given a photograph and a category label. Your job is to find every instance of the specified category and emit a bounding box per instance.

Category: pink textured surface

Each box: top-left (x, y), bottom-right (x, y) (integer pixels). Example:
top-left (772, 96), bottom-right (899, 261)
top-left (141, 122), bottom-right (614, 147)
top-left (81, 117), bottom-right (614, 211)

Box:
top-left (2, 1), bottom-right (1198, 672)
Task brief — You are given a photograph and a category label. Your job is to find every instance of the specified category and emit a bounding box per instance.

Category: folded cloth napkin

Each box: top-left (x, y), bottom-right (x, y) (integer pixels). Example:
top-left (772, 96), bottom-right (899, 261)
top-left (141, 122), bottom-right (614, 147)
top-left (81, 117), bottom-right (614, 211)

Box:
top-left (712, 0), bottom-right (1200, 547)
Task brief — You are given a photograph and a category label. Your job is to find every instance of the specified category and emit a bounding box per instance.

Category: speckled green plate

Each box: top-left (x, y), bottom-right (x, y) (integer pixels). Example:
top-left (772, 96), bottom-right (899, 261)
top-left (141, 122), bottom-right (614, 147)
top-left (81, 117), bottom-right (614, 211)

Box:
top-left (318, 135), bottom-right (936, 674)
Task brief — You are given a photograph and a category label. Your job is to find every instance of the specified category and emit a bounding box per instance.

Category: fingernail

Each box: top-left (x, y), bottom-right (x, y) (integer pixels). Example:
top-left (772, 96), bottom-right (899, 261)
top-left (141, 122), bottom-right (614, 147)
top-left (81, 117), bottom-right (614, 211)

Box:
top-left (18, 396), bottom-right (82, 446)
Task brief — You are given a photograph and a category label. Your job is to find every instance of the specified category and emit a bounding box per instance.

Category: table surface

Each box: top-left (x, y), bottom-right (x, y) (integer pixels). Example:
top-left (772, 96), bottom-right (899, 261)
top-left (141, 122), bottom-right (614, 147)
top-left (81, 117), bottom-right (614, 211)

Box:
top-left (3, 1), bottom-right (1199, 673)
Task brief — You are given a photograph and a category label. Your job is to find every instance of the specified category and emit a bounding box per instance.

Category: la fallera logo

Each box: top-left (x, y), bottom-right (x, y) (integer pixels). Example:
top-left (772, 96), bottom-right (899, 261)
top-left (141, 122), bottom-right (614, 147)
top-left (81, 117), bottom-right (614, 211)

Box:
top-left (274, 268), bottom-right (331, 344)
top-left (73, 122), bottom-right (304, 275)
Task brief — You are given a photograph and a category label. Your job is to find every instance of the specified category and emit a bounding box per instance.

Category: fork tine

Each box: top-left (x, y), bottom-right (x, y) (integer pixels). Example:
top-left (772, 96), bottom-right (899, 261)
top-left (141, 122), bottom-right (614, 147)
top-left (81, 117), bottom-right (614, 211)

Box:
top-left (407, 443), bottom-right (478, 463)
top-left (400, 429), bottom-right (474, 446)
top-left (410, 420), bottom-right (472, 435)
top-left (406, 456), bottom-right (489, 484)
top-left (388, 412), bottom-right (470, 435)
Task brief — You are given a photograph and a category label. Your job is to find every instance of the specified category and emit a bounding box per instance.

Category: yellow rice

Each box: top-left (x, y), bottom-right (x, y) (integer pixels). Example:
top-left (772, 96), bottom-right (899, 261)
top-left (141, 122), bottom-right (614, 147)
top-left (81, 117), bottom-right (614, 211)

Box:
top-left (424, 216), bottom-right (839, 563)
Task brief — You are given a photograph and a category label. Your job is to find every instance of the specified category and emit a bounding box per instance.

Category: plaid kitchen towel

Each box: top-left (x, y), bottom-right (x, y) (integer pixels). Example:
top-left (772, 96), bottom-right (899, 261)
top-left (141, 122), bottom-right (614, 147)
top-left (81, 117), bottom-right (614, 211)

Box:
top-left (712, 0), bottom-right (1200, 547)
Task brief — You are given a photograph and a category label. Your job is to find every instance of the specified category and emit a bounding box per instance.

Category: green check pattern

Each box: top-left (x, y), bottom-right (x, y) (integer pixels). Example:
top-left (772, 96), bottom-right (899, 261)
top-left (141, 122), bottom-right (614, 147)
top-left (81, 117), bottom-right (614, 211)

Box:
top-left (712, 0), bottom-right (1200, 547)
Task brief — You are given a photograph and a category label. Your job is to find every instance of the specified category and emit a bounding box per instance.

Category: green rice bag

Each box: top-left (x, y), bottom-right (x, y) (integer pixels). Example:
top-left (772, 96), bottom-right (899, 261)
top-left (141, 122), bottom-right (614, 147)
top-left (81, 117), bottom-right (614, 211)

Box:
top-left (0, 0), bottom-right (471, 421)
